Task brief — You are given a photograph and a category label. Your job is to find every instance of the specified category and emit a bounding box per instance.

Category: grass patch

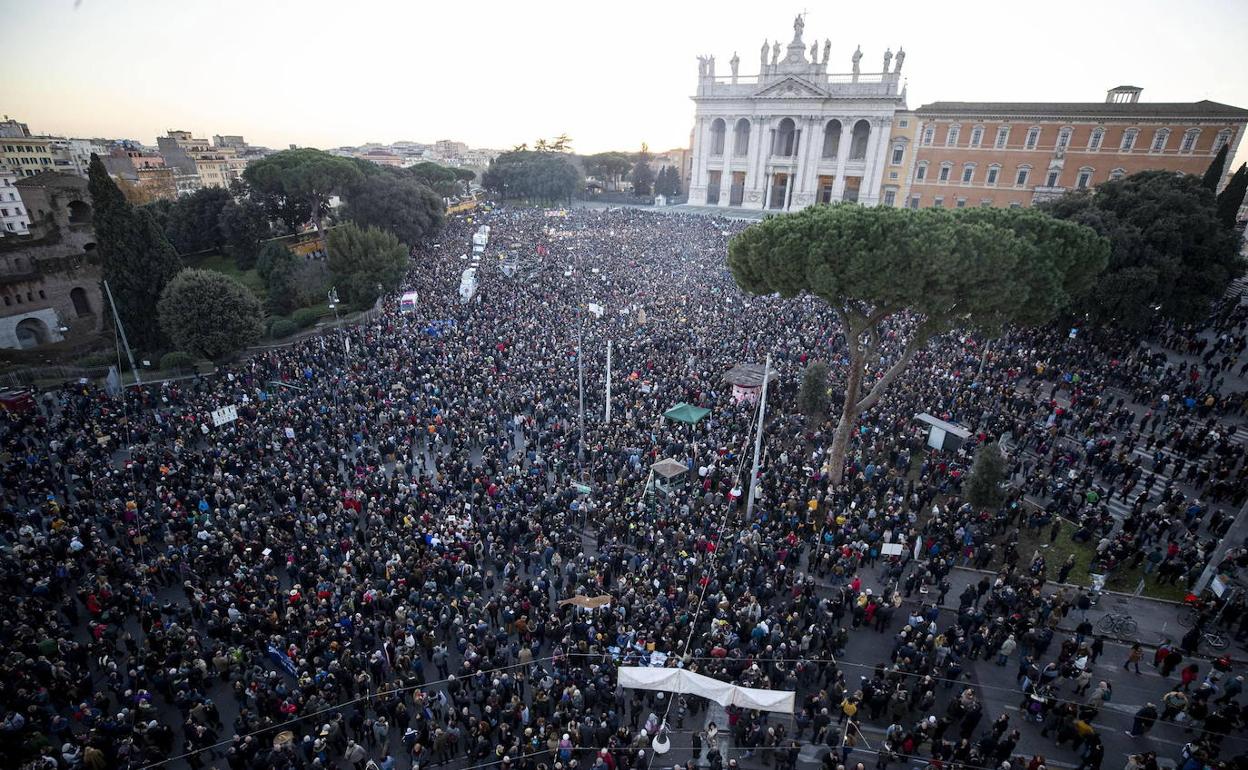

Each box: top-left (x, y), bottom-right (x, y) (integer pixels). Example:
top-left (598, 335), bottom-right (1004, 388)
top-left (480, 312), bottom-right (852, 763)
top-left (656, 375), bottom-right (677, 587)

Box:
top-left (187, 252), bottom-right (267, 300)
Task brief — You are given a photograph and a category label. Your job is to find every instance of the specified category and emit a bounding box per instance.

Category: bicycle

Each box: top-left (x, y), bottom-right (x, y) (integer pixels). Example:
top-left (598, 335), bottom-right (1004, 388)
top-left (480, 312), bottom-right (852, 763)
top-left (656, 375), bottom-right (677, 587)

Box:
top-left (1095, 612), bottom-right (1138, 635)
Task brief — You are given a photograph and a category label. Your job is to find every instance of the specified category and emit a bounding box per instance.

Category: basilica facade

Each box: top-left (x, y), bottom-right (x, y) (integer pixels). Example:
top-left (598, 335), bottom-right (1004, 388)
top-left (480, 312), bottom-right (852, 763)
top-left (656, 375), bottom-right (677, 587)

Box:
top-left (687, 17), bottom-right (908, 211)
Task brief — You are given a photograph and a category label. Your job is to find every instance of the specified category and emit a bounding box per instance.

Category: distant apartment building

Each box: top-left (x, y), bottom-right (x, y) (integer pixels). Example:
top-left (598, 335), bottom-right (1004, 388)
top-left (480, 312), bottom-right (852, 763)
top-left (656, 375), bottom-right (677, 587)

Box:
top-left (906, 87), bottom-right (1248, 209)
top-left (0, 165), bottom-right (30, 236)
top-left (157, 130), bottom-right (246, 191)
top-left (359, 148), bottom-right (405, 167)
top-left (213, 134), bottom-right (247, 149)
top-left (434, 139), bottom-right (468, 158)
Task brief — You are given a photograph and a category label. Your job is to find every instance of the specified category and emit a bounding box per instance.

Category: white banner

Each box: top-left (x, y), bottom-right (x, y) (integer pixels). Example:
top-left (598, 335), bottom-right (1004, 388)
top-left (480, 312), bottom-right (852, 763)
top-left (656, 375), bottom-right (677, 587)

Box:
top-left (211, 405), bottom-right (238, 427)
top-left (617, 666), bottom-right (794, 714)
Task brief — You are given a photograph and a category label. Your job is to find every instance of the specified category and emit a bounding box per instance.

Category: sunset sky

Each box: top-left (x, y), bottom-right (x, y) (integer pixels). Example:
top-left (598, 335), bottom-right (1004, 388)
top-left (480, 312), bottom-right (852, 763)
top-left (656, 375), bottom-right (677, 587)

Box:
top-left (3, 0), bottom-right (1247, 169)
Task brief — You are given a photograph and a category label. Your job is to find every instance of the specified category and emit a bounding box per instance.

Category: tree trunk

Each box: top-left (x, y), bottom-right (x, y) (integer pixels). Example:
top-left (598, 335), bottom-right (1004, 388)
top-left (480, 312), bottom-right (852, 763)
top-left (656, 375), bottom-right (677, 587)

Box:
top-left (827, 345), bottom-right (865, 485)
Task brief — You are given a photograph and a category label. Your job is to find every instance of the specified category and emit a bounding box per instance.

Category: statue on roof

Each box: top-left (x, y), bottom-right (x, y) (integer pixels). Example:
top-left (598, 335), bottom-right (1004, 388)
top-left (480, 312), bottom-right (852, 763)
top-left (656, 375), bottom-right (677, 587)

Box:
top-left (883, 48), bottom-right (893, 73)
top-left (894, 47), bottom-right (906, 74)
top-left (761, 40), bottom-right (770, 71)
top-left (823, 39), bottom-right (831, 65)
top-left (851, 45), bottom-right (861, 75)
top-left (793, 14), bottom-right (805, 42)
top-left (730, 52), bottom-right (739, 79)
top-left (772, 41), bottom-right (781, 66)
top-left (810, 42), bottom-right (818, 61)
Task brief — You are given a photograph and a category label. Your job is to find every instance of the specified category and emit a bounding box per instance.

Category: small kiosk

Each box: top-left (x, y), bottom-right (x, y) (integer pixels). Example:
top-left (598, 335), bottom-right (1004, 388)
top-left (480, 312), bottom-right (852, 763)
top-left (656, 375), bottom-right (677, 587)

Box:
top-left (723, 362), bottom-right (779, 404)
top-left (914, 412), bottom-right (972, 452)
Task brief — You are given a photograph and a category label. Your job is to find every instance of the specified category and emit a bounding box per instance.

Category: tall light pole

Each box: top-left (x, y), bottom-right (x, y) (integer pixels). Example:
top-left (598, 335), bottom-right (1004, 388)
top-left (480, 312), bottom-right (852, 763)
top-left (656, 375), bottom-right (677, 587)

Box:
top-left (604, 339), bottom-right (613, 423)
top-left (103, 279), bottom-right (141, 387)
top-left (746, 355), bottom-right (771, 518)
top-left (577, 317), bottom-right (586, 471)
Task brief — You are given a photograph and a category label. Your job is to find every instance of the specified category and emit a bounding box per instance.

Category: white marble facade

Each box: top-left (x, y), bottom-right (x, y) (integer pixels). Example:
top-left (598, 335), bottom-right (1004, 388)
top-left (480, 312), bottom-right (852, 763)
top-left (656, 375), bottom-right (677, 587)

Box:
top-left (689, 17), bottom-right (907, 211)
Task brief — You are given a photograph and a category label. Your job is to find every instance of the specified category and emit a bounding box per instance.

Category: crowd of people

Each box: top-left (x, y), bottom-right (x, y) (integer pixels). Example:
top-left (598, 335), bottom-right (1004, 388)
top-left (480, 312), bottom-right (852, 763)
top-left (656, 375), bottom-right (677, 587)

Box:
top-left (1, 205), bottom-right (1247, 770)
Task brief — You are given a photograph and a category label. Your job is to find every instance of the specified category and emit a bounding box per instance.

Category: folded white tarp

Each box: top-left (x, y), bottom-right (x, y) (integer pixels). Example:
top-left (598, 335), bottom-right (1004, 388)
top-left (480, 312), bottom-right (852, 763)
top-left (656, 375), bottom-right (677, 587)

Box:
top-left (617, 666), bottom-right (795, 714)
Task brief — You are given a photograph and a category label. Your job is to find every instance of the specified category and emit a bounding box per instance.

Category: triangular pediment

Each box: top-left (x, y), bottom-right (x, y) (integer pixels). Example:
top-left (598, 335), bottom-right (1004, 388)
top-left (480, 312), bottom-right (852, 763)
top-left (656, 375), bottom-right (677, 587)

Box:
top-left (753, 76), bottom-right (829, 99)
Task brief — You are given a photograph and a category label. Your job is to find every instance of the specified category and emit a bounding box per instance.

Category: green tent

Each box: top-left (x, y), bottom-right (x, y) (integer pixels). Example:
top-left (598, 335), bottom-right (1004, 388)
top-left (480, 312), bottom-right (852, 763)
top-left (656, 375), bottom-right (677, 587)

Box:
top-left (664, 402), bottom-right (710, 424)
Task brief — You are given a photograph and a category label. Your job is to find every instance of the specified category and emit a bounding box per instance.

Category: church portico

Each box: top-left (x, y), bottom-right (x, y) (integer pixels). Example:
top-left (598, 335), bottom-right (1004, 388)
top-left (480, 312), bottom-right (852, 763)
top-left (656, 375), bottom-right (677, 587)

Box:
top-left (689, 16), bottom-right (907, 211)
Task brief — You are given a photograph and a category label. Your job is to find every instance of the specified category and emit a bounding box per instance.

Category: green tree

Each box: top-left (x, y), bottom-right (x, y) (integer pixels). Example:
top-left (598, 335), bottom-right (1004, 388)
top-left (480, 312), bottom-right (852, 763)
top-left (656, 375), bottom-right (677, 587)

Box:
top-left (218, 199), bottom-right (272, 270)
top-left (88, 154), bottom-right (182, 352)
top-left (1203, 143), bottom-right (1230, 191)
top-left (965, 441), bottom-right (1007, 509)
top-left (157, 268), bottom-right (263, 359)
top-left (164, 187), bottom-right (231, 254)
top-left (327, 222), bottom-right (408, 307)
top-left (584, 152), bottom-right (633, 191)
top-left (141, 198), bottom-right (174, 235)
top-left (630, 143), bottom-right (654, 196)
top-left (343, 174), bottom-right (444, 246)
top-left (482, 150), bottom-right (581, 203)
top-left (242, 148), bottom-right (365, 233)
top-left (1217, 163), bottom-right (1248, 229)
top-left (728, 204), bottom-right (1108, 484)
top-left (796, 360), bottom-right (830, 421)
top-left (257, 242), bottom-right (301, 314)
top-left (1040, 170), bottom-right (1242, 329)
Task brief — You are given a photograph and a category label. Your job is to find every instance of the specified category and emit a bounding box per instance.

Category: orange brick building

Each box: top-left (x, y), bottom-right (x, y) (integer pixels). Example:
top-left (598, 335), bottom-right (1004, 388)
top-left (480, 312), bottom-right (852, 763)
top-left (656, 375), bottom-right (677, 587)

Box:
top-left (901, 86), bottom-right (1248, 209)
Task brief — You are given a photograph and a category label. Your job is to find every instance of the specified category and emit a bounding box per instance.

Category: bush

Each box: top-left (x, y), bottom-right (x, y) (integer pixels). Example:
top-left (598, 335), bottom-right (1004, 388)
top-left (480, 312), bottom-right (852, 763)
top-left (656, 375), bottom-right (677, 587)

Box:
top-left (75, 352), bottom-right (116, 368)
top-left (269, 319), bottom-right (299, 339)
top-left (157, 268), bottom-right (264, 359)
top-left (160, 351), bottom-right (196, 371)
top-left (292, 307), bottom-right (320, 328)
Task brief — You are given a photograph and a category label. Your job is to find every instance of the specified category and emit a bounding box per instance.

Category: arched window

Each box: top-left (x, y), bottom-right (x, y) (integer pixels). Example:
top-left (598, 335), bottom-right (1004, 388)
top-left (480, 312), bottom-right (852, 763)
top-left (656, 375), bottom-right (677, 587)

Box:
top-left (1214, 128), bottom-right (1233, 153)
top-left (773, 118), bottom-right (796, 157)
top-left (1025, 127), bottom-right (1041, 149)
top-left (733, 119), bottom-right (750, 157)
top-left (70, 287), bottom-right (92, 317)
top-left (921, 124), bottom-right (935, 145)
top-left (1056, 127), bottom-right (1073, 149)
top-left (822, 119), bottom-right (842, 159)
top-left (915, 161), bottom-right (929, 182)
top-left (1150, 128), bottom-right (1170, 153)
top-left (1088, 127), bottom-right (1105, 151)
top-left (15, 318), bottom-right (49, 349)
top-left (1120, 128), bottom-right (1139, 151)
top-left (969, 125), bottom-right (984, 148)
top-left (890, 143), bottom-right (905, 165)
top-left (709, 119), bottom-right (726, 156)
top-left (1015, 164), bottom-right (1032, 187)
top-left (1180, 128), bottom-right (1200, 153)
top-left (961, 163), bottom-right (976, 184)
top-left (850, 119), bottom-right (870, 160)
top-left (1109, 168), bottom-right (1126, 181)
top-left (986, 164), bottom-right (1001, 186)
top-left (67, 200), bottom-right (92, 225)
top-left (938, 162), bottom-right (953, 182)
top-left (1075, 167), bottom-right (1094, 189)
top-left (945, 124), bottom-right (961, 147)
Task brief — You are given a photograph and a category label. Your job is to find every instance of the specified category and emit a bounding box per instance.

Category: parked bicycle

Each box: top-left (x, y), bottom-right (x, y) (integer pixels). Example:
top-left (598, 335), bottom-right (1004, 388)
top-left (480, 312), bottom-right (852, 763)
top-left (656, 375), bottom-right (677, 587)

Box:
top-left (1095, 612), bottom-right (1138, 635)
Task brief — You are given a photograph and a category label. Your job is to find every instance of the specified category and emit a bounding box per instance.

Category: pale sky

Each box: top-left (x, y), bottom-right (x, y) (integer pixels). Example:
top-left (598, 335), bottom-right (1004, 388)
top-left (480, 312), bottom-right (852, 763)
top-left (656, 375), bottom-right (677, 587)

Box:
top-left (3, 0), bottom-right (1248, 169)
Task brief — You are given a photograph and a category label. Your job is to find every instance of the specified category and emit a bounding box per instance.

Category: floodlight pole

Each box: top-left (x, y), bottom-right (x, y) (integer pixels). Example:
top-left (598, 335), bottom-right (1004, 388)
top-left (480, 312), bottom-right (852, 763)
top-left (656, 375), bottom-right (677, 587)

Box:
top-left (577, 316), bottom-right (586, 470)
top-left (605, 339), bottom-right (613, 423)
top-left (746, 354), bottom-right (771, 518)
top-left (103, 280), bottom-right (141, 387)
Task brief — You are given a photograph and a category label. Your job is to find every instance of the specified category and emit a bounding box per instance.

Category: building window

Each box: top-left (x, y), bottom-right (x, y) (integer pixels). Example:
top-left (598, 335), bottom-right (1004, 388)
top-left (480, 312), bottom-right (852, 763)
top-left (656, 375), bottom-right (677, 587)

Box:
top-left (1109, 168), bottom-right (1126, 181)
top-left (938, 163), bottom-right (952, 182)
top-left (1076, 168), bottom-right (1093, 189)
top-left (955, 197), bottom-right (967, 208)
top-left (822, 119), bottom-right (842, 159)
top-left (1151, 128), bottom-right (1170, 153)
top-left (1009, 201), bottom-right (1023, 209)
top-left (883, 189), bottom-right (897, 206)
top-left (1046, 170), bottom-right (1060, 187)
top-left (946, 125), bottom-right (960, 147)
top-left (970, 126), bottom-right (984, 148)
top-left (890, 144), bottom-right (905, 165)
top-left (1180, 128), bottom-right (1200, 153)
top-left (1025, 127), bottom-right (1040, 149)
top-left (980, 199), bottom-right (993, 207)
top-left (986, 165), bottom-right (1000, 186)
top-left (1057, 127), bottom-right (1072, 149)
top-left (1120, 128), bottom-right (1138, 151)
top-left (1088, 128), bottom-right (1104, 151)
top-left (1015, 166), bottom-right (1031, 187)
top-left (909, 195), bottom-right (920, 209)
top-left (915, 162), bottom-right (928, 182)
top-left (921, 125), bottom-right (935, 145)
top-left (38, 290), bottom-right (46, 299)
top-left (994, 126), bottom-right (1010, 149)
top-left (933, 196), bottom-right (944, 208)
top-left (961, 164), bottom-right (975, 184)
top-left (1214, 129), bottom-right (1233, 153)
top-left (899, 119), bottom-right (909, 128)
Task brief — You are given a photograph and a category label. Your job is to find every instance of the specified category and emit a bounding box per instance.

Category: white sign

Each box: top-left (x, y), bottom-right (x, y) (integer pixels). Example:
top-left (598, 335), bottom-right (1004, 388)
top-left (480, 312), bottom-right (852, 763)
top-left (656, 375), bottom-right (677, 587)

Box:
top-left (1212, 575), bottom-right (1228, 597)
top-left (881, 543), bottom-right (904, 556)
top-left (284, 428), bottom-right (296, 439)
top-left (211, 405), bottom-right (238, 427)
top-left (587, 302), bottom-right (604, 318)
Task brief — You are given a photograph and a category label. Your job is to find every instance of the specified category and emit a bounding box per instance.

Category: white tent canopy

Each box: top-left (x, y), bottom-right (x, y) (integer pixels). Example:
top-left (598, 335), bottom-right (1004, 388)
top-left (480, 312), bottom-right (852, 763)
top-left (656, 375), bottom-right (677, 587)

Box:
top-left (618, 666), bottom-right (794, 714)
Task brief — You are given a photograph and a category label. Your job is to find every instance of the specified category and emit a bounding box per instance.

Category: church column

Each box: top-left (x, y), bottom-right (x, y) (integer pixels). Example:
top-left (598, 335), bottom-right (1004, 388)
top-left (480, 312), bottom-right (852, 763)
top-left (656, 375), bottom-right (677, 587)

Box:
top-left (799, 115), bottom-right (822, 203)
top-left (719, 118), bottom-right (736, 206)
top-left (690, 117), bottom-right (709, 204)
top-left (859, 118), bottom-right (884, 205)
top-left (830, 119), bottom-right (853, 200)
top-left (743, 117), bottom-right (765, 209)
top-left (863, 117), bottom-right (894, 206)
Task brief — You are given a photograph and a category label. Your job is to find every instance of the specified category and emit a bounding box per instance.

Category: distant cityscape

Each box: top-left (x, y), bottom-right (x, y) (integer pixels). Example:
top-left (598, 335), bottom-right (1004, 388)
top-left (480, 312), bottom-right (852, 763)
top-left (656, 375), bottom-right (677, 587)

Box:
top-left (0, 115), bottom-right (502, 238)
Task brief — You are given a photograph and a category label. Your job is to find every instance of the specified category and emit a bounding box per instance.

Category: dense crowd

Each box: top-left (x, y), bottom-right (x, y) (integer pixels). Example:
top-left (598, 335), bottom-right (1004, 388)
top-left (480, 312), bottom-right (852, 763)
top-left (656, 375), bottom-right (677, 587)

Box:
top-left (1, 206), bottom-right (1247, 770)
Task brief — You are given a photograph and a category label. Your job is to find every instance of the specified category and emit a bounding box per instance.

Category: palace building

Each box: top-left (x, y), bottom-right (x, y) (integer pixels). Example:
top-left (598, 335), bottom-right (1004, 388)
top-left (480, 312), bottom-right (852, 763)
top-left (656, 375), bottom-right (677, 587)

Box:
top-left (687, 16), bottom-right (908, 211)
